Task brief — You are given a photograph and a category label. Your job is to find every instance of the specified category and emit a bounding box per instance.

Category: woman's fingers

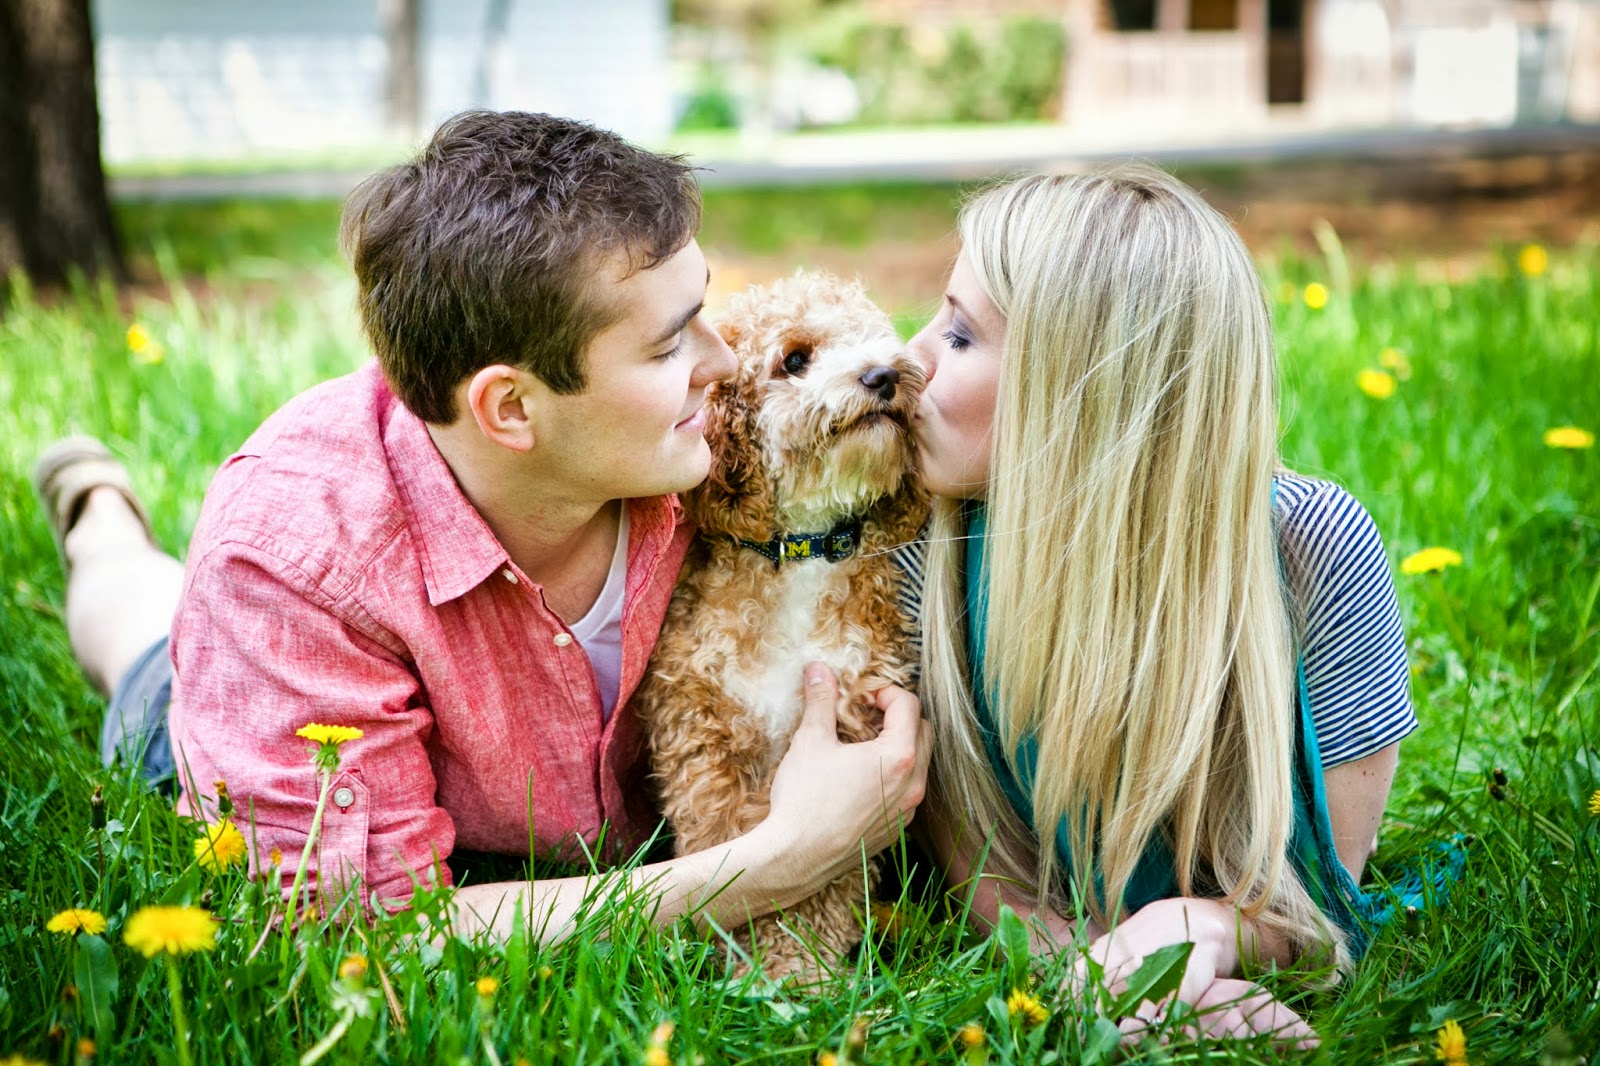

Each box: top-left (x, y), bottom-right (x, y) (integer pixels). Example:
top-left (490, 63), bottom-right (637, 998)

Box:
top-left (1190, 979), bottom-right (1319, 1048)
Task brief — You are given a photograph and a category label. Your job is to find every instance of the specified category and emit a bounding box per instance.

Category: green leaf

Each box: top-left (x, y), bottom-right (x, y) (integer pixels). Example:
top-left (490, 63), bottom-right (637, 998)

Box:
top-left (1109, 941), bottom-right (1192, 1017)
top-left (73, 933), bottom-right (119, 1043)
top-left (995, 904), bottom-right (1030, 989)
top-left (1079, 1016), bottom-right (1123, 1066)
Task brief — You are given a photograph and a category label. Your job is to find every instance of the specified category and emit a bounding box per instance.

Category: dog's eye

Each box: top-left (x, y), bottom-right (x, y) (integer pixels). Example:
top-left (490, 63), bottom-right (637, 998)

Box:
top-left (779, 346), bottom-right (813, 377)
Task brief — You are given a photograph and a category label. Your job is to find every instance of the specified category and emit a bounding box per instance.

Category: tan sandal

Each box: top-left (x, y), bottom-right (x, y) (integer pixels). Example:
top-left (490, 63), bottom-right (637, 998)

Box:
top-left (32, 436), bottom-right (156, 576)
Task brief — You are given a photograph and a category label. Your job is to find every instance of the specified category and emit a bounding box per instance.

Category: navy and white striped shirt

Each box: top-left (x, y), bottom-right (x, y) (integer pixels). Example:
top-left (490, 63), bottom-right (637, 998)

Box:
top-left (892, 472), bottom-right (1417, 769)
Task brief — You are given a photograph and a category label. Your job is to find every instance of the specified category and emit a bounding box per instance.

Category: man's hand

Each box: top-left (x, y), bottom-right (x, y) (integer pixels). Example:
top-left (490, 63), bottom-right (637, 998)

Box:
top-left (762, 663), bottom-right (931, 890)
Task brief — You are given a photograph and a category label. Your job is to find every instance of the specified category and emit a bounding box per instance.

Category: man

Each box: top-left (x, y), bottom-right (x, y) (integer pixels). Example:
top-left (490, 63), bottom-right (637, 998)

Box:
top-left (34, 111), bottom-right (929, 939)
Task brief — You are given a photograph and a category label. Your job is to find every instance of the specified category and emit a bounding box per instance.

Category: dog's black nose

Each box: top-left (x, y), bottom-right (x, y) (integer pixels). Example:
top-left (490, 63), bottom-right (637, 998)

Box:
top-left (858, 365), bottom-right (900, 401)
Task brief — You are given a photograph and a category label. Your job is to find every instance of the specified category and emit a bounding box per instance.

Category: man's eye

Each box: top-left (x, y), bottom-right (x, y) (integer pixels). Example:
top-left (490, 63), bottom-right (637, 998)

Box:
top-left (656, 341), bottom-right (683, 361)
top-left (780, 346), bottom-right (813, 376)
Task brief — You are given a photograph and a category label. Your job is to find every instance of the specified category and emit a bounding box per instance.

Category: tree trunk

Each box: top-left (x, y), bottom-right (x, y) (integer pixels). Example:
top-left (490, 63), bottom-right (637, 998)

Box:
top-left (0, 0), bottom-right (122, 290)
top-left (381, 0), bottom-right (422, 138)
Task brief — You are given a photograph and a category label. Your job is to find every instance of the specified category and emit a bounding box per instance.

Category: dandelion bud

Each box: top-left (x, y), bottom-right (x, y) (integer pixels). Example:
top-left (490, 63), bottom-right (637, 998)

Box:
top-left (537, 965), bottom-right (554, 981)
top-left (1489, 783), bottom-right (1506, 801)
top-left (61, 983), bottom-right (79, 1002)
top-left (199, 889), bottom-right (214, 908)
top-left (338, 954), bottom-right (369, 982)
top-left (48, 1022), bottom-right (67, 1044)
top-left (957, 1023), bottom-right (985, 1048)
top-left (1491, 767), bottom-right (1508, 788)
top-left (89, 785), bottom-right (105, 830)
top-left (1404, 905), bottom-right (1420, 936)
top-left (846, 1018), bottom-right (868, 1050)
top-left (214, 779), bottom-right (234, 817)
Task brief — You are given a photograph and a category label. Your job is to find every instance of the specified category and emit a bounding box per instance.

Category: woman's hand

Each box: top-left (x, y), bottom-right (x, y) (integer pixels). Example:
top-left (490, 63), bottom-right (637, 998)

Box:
top-left (1071, 897), bottom-right (1316, 1047)
top-left (760, 663), bottom-right (931, 893)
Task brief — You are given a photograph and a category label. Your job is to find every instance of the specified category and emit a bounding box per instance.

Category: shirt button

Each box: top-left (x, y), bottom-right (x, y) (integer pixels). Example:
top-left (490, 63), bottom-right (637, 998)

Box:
top-left (553, 632), bottom-right (573, 647)
top-left (502, 569), bottom-right (518, 584)
top-left (333, 787), bottom-right (356, 808)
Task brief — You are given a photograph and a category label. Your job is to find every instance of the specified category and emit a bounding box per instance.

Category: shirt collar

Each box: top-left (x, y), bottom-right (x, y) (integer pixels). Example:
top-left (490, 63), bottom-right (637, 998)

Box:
top-left (380, 383), bottom-right (511, 606)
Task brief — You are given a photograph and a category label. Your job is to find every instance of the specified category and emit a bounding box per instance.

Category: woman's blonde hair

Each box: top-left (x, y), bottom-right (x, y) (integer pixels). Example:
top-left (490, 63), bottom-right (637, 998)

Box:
top-left (921, 164), bottom-right (1345, 965)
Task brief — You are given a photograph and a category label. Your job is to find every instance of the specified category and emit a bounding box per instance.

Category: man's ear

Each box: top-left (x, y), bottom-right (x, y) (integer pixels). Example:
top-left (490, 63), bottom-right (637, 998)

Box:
top-left (462, 364), bottom-right (538, 452)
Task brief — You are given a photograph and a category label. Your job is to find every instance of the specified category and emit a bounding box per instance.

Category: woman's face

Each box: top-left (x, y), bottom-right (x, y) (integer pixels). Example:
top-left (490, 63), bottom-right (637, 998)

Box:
top-left (906, 251), bottom-right (1005, 499)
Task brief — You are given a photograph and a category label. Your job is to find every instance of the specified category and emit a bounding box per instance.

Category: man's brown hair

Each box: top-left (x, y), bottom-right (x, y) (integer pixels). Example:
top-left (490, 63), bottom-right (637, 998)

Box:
top-left (340, 111), bottom-right (701, 424)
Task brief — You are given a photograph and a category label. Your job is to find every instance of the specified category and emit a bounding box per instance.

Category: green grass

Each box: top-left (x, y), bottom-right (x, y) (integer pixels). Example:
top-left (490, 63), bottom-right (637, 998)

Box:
top-left (2, 194), bottom-right (1598, 1065)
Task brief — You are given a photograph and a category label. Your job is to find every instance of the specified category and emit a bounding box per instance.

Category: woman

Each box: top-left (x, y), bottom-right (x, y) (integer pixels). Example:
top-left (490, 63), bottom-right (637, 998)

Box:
top-left (903, 165), bottom-right (1415, 1041)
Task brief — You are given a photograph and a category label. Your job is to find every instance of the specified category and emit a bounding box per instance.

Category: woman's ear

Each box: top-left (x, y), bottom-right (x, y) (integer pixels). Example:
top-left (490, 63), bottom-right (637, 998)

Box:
top-left (463, 364), bottom-right (537, 452)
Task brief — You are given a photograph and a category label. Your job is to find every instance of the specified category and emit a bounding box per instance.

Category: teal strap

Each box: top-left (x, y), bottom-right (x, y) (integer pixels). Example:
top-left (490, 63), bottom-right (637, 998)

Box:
top-left (965, 495), bottom-right (1465, 958)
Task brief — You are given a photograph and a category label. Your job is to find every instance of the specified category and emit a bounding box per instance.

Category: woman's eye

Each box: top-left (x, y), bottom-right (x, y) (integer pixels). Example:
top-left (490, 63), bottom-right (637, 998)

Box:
top-left (941, 329), bottom-right (970, 351)
top-left (780, 346), bottom-right (812, 376)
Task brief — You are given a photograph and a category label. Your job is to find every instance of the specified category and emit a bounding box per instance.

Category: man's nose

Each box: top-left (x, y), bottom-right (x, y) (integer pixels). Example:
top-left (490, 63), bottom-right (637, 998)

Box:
top-left (858, 365), bottom-right (900, 401)
top-left (692, 320), bottom-right (737, 386)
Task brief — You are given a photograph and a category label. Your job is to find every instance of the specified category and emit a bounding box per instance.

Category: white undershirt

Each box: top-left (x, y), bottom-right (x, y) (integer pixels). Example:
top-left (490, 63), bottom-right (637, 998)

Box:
top-left (567, 505), bottom-right (630, 722)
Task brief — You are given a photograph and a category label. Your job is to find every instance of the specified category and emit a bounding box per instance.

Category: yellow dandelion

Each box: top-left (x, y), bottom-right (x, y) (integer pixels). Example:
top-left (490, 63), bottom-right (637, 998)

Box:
top-left (46, 908), bottom-right (107, 937)
top-left (1303, 282), bottom-right (1329, 310)
top-left (475, 975), bottom-right (499, 998)
top-left (1544, 426), bottom-right (1595, 450)
top-left (869, 900), bottom-right (904, 938)
top-left (1401, 547), bottom-right (1464, 575)
top-left (1434, 1018), bottom-right (1467, 1064)
top-left (125, 324), bottom-right (165, 365)
top-left (1357, 369), bottom-right (1397, 399)
top-left (957, 1022), bottom-right (985, 1047)
top-left (643, 1048), bottom-right (670, 1066)
top-left (817, 1054), bottom-right (837, 1066)
top-left (1379, 346), bottom-right (1413, 380)
top-left (295, 723), bottom-right (364, 746)
top-left (537, 965), bottom-right (554, 980)
top-left (1006, 988), bottom-right (1048, 1027)
top-left (193, 818), bottom-right (247, 873)
top-left (1, 1055), bottom-right (48, 1066)
top-left (338, 954), bottom-right (369, 981)
top-left (1517, 244), bottom-right (1548, 278)
top-left (1588, 790), bottom-right (1600, 816)
top-left (268, 847), bottom-right (283, 867)
top-left (76, 1038), bottom-right (95, 1059)
top-left (122, 905), bottom-right (217, 957)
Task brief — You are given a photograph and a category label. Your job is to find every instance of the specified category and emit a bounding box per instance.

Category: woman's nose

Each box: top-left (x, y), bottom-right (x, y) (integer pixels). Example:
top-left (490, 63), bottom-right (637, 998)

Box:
top-left (906, 329), bottom-right (937, 384)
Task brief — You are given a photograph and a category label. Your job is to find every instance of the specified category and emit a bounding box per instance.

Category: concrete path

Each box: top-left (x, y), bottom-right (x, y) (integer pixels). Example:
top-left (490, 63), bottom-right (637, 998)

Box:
top-left (109, 122), bottom-right (1600, 200)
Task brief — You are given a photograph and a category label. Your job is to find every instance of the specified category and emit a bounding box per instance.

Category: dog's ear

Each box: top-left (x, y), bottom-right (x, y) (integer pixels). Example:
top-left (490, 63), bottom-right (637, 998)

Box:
top-left (683, 366), bottom-right (779, 543)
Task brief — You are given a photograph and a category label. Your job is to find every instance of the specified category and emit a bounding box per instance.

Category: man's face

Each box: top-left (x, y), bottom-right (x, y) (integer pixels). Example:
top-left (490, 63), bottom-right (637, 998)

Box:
top-left (537, 239), bottom-right (737, 501)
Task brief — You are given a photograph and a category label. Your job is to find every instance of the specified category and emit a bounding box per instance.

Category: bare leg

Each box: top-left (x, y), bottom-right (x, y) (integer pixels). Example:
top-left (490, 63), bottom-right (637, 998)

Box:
top-left (63, 486), bottom-right (185, 697)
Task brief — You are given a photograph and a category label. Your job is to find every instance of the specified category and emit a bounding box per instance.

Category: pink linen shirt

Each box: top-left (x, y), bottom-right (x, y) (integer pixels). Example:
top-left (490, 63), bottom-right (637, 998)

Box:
top-left (168, 362), bottom-right (692, 909)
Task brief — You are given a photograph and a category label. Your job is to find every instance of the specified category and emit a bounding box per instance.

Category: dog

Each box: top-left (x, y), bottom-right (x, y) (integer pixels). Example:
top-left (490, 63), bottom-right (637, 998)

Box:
top-left (633, 271), bottom-right (928, 983)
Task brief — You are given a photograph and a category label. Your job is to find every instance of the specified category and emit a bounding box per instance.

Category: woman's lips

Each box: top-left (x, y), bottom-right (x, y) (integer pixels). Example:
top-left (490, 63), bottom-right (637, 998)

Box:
top-left (674, 406), bottom-right (707, 433)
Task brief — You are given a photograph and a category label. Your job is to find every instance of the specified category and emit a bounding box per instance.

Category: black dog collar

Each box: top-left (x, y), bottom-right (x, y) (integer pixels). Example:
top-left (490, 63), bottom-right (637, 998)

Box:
top-left (738, 518), bottom-right (862, 568)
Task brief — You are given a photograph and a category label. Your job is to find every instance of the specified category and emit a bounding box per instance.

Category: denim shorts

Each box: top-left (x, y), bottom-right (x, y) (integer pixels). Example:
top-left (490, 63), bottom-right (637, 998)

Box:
top-left (100, 635), bottom-right (176, 789)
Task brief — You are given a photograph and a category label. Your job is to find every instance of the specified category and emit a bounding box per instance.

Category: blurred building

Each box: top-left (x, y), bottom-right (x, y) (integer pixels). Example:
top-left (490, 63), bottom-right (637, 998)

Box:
top-left (92, 0), bottom-right (673, 164)
top-left (1064, 0), bottom-right (1600, 131)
